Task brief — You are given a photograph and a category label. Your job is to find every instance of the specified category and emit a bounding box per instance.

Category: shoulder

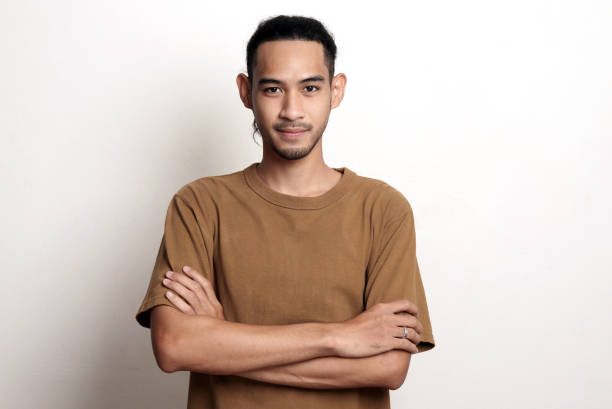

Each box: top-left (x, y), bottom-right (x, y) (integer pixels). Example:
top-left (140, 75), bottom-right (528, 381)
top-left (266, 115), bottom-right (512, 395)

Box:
top-left (165, 168), bottom-right (245, 233)
top-left (173, 167), bottom-right (245, 206)
top-left (351, 172), bottom-right (414, 222)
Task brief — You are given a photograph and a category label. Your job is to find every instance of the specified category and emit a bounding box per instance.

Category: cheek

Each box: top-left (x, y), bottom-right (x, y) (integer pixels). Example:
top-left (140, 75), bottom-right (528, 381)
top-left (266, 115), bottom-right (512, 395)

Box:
top-left (253, 99), bottom-right (279, 122)
top-left (311, 103), bottom-right (331, 124)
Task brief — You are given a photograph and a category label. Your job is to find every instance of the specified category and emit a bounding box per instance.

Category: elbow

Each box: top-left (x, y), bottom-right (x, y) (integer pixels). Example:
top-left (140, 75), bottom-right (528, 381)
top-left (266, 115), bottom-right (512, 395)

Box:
top-left (158, 348), bottom-right (179, 374)
top-left (387, 366), bottom-right (409, 390)
top-left (387, 371), bottom-right (407, 390)
top-left (150, 306), bottom-right (182, 373)
top-left (152, 330), bottom-right (180, 373)
top-left (158, 359), bottom-right (177, 374)
top-left (149, 305), bottom-right (222, 374)
top-left (382, 351), bottom-right (411, 390)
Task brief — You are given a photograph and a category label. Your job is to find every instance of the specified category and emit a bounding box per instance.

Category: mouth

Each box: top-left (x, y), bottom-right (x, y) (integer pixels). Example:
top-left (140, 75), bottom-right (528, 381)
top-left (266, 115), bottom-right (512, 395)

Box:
top-left (278, 128), bottom-right (308, 139)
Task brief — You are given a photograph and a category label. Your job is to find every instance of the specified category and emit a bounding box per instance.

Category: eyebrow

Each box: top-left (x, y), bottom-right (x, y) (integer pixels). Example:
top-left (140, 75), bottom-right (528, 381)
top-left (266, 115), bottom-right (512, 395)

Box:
top-left (257, 75), bottom-right (326, 86)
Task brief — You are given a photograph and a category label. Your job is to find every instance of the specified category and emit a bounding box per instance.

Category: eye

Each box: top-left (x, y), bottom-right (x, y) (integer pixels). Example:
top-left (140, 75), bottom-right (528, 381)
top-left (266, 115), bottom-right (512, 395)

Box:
top-left (304, 85), bottom-right (319, 93)
top-left (264, 87), bottom-right (281, 94)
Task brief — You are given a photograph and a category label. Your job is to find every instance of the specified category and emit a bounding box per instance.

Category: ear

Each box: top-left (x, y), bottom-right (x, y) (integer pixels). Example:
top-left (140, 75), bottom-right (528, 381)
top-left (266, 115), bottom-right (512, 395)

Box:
top-left (236, 73), bottom-right (253, 109)
top-left (330, 73), bottom-right (347, 110)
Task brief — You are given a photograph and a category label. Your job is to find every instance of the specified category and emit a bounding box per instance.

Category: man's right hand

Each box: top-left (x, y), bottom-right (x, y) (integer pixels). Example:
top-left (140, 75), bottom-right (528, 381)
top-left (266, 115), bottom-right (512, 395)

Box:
top-left (332, 300), bottom-right (424, 357)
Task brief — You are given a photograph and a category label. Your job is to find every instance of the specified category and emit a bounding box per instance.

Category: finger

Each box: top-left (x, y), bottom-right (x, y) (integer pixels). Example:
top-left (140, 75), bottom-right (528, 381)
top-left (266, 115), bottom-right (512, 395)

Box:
top-left (167, 271), bottom-right (207, 303)
top-left (389, 299), bottom-right (419, 317)
top-left (169, 268), bottom-right (217, 317)
top-left (165, 291), bottom-right (195, 314)
top-left (183, 266), bottom-right (222, 309)
top-left (416, 318), bottom-right (424, 335)
top-left (393, 326), bottom-right (420, 345)
top-left (393, 314), bottom-right (423, 335)
top-left (162, 277), bottom-right (201, 309)
top-left (183, 267), bottom-right (224, 320)
top-left (394, 337), bottom-right (419, 354)
top-left (171, 272), bottom-right (213, 314)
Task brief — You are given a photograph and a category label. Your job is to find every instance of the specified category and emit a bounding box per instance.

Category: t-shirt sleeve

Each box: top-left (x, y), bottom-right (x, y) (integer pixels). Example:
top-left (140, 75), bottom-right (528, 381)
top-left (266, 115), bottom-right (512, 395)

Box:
top-left (135, 191), bottom-right (215, 329)
top-left (364, 186), bottom-right (435, 353)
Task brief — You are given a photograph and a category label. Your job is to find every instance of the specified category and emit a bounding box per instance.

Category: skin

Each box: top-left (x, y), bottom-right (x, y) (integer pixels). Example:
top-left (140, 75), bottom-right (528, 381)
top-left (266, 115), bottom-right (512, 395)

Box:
top-left (236, 39), bottom-right (347, 197)
top-left (162, 265), bottom-right (423, 389)
top-left (151, 39), bottom-right (423, 390)
top-left (241, 40), bottom-right (419, 380)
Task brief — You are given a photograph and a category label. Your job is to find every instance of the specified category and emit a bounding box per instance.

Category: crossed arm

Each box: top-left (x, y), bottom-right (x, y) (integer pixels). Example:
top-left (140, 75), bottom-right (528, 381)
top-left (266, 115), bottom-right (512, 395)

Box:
top-left (151, 266), bottom-right (413, 390)
top-left (232, 347), bottom-right (411, 390)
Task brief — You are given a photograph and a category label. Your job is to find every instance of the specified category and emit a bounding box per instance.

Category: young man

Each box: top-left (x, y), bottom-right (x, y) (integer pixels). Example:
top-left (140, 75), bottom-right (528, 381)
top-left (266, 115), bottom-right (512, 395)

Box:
top-left (135, 15), bottom-right (435, 409)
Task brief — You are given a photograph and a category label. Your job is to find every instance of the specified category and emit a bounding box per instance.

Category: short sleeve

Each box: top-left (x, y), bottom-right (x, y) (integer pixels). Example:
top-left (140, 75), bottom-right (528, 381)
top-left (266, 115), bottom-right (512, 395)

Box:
top-left (135, 192), bottom-right (215, 328)
top-left (364, 188), bottom-right (435, 353)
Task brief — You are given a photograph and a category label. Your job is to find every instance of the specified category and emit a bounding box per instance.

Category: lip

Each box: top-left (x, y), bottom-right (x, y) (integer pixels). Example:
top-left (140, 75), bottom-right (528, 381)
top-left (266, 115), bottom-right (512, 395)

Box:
top-left (278, 128), bottom-right (307, 139)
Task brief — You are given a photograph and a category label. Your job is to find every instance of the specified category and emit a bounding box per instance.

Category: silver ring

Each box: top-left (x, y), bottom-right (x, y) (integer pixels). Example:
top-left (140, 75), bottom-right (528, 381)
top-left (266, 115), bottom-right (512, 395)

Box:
top-left (403, 326), bottom-right (408, 338)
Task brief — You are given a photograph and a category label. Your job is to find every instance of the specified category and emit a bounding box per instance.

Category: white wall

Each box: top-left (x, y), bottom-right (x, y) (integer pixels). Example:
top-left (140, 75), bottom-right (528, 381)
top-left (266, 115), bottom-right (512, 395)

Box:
top-left (1, 1), bottom-right (610, 408)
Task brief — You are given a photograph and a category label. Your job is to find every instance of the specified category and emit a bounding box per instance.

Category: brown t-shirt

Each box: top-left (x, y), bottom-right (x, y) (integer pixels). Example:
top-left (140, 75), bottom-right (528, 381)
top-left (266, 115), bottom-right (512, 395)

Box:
top-left (135, 162), bottom-right (435, 409)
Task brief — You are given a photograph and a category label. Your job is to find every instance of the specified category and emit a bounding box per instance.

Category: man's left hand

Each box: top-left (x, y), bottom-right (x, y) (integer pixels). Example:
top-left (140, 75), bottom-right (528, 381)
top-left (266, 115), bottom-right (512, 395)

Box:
top-left (161, 265), bottom-right (225, 320)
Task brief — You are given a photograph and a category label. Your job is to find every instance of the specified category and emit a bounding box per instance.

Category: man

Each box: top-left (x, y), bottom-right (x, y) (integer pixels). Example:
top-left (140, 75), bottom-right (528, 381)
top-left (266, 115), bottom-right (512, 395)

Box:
top-left (135, 14), bottom-right (435, 409)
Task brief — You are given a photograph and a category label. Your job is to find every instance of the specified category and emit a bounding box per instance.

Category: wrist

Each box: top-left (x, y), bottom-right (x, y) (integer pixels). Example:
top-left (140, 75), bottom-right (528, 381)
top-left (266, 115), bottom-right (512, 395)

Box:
top-left (321, 322), bottom-right (343, 355)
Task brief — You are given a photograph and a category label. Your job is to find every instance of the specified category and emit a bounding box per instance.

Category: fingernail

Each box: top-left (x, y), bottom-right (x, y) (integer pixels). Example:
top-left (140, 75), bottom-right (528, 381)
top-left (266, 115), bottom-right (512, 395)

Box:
top-left (183, 266), bottom-right (190, 272)
top-left (166, 271), bottom-right (173, 277)
top-left (163, 278), bottom-right (169, 285)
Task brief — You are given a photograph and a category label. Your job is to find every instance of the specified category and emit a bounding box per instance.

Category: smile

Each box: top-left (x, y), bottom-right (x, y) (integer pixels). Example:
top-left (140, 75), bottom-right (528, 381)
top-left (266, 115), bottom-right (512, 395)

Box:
top-left (278, 129), bottom-right (307, 139)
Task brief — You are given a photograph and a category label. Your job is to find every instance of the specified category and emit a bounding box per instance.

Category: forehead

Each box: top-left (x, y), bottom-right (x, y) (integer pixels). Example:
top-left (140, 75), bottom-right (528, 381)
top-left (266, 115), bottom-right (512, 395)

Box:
top-left (253, 40), bottom-right (327, 81)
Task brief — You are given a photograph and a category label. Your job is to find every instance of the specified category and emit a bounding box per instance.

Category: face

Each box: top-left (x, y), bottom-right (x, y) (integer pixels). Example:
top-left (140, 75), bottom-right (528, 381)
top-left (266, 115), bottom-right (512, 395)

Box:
top-left (237, 40), bottom-right (346, 161)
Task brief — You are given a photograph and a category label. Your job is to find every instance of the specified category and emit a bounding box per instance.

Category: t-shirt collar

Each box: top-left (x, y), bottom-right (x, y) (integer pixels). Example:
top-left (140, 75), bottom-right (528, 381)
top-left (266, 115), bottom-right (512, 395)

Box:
top-left (243, 162), bottom-right (355, 210)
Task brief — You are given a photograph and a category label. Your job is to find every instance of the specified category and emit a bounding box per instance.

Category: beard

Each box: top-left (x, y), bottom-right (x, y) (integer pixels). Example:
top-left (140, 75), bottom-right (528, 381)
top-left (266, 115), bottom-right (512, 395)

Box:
top-left (262, 128), bottom-right (323, 161)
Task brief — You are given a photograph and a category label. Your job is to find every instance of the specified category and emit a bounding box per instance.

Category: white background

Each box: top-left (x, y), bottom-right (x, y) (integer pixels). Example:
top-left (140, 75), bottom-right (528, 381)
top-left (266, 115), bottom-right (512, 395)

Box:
top-left (1, 1), bottom-right (610, 408)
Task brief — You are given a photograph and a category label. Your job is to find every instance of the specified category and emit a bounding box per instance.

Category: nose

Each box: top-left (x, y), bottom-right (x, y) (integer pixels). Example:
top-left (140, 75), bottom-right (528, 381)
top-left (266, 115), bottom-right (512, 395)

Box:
top-left (279, 89), bottom-right (304, 121)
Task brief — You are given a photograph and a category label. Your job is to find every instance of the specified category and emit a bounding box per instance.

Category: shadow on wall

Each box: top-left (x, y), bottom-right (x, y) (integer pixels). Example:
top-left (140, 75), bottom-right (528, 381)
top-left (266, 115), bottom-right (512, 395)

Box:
top-left (76, 80), bottom-right (248, 409)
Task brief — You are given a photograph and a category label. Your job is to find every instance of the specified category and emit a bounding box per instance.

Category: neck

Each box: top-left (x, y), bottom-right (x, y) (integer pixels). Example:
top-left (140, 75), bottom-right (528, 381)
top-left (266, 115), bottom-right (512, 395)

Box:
top-left (255, 154), bottom-right (342, 198)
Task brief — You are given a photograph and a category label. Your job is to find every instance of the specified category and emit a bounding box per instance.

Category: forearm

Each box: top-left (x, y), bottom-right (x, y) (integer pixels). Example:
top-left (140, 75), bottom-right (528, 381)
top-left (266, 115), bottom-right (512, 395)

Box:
top-left (165, 310), bottom-right (339, 375)
top-left (233, 351), bottom-right (393, 390)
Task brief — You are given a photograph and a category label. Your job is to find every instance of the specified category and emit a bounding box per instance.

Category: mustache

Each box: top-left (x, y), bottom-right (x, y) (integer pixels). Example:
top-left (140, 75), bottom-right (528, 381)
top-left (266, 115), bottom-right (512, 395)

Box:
top-left (274, 122), bottom-right (312, 130)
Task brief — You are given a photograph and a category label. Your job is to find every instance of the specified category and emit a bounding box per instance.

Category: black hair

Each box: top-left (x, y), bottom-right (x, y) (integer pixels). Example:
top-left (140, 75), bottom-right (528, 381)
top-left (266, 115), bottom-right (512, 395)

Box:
top-left (246, 15), bottom-right (338, 86)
